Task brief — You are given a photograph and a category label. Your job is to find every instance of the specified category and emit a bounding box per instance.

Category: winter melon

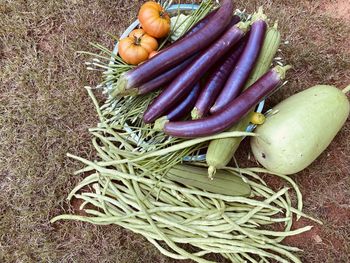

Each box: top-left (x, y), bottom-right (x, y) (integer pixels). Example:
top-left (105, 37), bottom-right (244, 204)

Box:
top-left (251, 85), bottom-right (349, 174)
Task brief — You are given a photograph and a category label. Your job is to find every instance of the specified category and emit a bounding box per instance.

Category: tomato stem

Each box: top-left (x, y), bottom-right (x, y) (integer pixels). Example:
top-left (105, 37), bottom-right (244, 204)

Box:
top-left (159, 10), bottom-right (167, 18)
top-left (133, 36), bottom-right (142, 46)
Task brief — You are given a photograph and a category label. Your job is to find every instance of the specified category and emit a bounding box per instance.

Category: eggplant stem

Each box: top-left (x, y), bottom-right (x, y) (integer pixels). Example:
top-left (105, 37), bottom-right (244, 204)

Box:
top-left (154, 116), bottom-right (169, 131)
top-left (113, 74), bottom-right (136, 97)
top-left (342, 85), bottom-right (350, 94)
top-left (251, 6), bottom-right (267, 22)
top-left (236, 20), bottom-right (251, 33)
top-left (191, 107), bottom-right (201, 120)
top-left (274, 65), bottom-right (292, 80)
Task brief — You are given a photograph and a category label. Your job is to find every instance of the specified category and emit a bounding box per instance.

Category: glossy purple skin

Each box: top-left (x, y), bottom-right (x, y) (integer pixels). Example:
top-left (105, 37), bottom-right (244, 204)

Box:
top-left (137, 15), bottom-right (241, 95)
top-left (176, 12), bottom-right (240, 43)
top-left (226, 15), bottom-right (241, 28)
top-left (166, 83), bottom-right (201, 121)
top-left (175, 10), bottom-right (218, 42)
top-left (138, 55), bottom-right (197, 95)
top-left (164, 69), bottom-right (281, 138)
top-left (136, 12), bottom-right (230, 95)
top-left (124, 0), bottom-right (234, 90)
top-left (143, 24), bottom-right (246, 123)
top-left (211, 19), bottom-right (267, 114)
top-left (193, 38), bottom-right (247, 118)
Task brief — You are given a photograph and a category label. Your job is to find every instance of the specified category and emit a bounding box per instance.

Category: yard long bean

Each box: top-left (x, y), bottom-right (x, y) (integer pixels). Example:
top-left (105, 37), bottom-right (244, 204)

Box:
top-left (52, 86), bottom-right (322, 262)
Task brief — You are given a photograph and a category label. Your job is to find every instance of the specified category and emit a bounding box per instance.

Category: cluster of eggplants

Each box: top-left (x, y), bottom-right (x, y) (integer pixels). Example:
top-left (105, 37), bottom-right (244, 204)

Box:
top-left (137, 10), bottom-right (220, 95)
top-left (191, 37), bottom-right (247, 119)
top-left (119, 1), bottom-right (290, 138)
top-left (161, 83), bottom-right (201, 122)
top-left (143, 16), bottom-right (247, 123)
top-left (164, 65), bottom-right (291, 138)
top-left (210, 9), bottom-right (268, 114)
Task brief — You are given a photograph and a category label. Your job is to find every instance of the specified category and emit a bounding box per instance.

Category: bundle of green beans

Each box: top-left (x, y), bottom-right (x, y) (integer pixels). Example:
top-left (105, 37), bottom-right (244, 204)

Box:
top-left (52, 102), bottom-right (321, 262)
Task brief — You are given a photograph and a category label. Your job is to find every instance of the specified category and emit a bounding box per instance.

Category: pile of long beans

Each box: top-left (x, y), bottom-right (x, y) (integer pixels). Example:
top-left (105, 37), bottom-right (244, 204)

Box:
top-left (52, 89), bottom-right (322, 262)
top-left (52, 123), bottom-right (320, 263)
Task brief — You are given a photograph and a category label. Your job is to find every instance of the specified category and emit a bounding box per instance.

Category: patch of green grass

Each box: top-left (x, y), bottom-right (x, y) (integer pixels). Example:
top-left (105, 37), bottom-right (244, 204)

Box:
top-left (0, 0), bottom-right (349, 262)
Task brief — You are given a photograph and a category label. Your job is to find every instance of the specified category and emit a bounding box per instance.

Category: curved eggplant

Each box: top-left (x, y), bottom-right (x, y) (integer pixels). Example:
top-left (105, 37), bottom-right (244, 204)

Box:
top-left (137, 55), bottom-right (197, 95)
top-left (163, 66), bottom-right (291, 138)
top-left (175, 10), bottom-right (218, 42)
top-left (166, 82), bottom-right (201, 121)
top-left (154, 83), bottom-right (201, 130)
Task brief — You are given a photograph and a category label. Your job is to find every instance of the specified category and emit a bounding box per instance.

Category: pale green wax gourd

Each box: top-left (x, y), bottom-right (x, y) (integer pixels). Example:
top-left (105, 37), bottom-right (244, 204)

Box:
top-left (251, 85), bottom-right (350, 175)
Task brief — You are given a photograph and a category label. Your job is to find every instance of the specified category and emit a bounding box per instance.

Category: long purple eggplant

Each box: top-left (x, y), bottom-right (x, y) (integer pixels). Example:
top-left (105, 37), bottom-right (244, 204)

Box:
top-left (175, 10), bottom-right (218, 42)
top-left (115, 0), bottom-right (234, 96)
top-left (165, 82), bottom-right (201, 121)
top-left (191, 38), bottom-right (247, 119)
top-left (143, 21), bottom-right (250, 124)
top-left (210, 8), bottom-right (268, 114)
top-left (177, 12), bottom-right (240, 42)
top-left (154, 83), bottom-right (201, 129)
top-left (162, 65), bottom-right (291, 138)
top-left (226, 15), bottom-right (241, 28)
top-left (137, 55), bottom-right (197, 95)
top-left (153, 82), bottom-right (201, 131)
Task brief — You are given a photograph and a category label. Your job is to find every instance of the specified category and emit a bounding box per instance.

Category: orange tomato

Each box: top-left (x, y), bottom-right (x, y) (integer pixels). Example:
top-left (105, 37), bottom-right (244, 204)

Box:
top-left (118, 29), bottom-right (158, 65)
top-left (138, 1), bottom-right (170, 38)
top-left (129, 29), bottom-right (159, 52)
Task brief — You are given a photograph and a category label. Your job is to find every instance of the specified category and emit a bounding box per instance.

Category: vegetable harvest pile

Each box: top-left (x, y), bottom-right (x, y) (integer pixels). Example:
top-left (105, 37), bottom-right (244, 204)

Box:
top-left (52, 1), bottom-right (350, 262)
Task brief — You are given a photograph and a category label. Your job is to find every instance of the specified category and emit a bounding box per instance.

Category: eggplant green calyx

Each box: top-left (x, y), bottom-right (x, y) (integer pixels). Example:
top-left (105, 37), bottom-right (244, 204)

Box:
top-left (236, 20), bottom-right (251, 33)
top-left (251, 6), bottom-right (267, 23)
top-left (113, 74), bottom-right (128, 97)
top-left (273, 65), bottom-right (292, 80)
top-left (154, 116), bottom-right (169, 131)
top-left (191, 107), bottom-right (201, 120)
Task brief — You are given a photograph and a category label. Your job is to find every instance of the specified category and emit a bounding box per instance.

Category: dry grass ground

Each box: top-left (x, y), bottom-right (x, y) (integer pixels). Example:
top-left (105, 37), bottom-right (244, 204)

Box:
top-left (0, 0), bottom-right (349, 262)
